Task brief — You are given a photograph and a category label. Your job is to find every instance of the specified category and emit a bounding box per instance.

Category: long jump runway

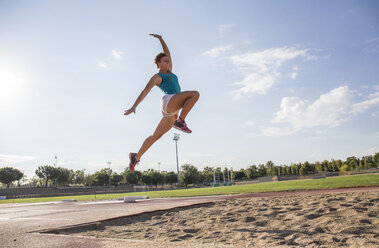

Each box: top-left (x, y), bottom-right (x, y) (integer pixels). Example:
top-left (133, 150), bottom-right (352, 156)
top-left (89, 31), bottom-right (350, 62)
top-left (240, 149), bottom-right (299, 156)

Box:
top-left (0, 186), bottom-right (378, 248)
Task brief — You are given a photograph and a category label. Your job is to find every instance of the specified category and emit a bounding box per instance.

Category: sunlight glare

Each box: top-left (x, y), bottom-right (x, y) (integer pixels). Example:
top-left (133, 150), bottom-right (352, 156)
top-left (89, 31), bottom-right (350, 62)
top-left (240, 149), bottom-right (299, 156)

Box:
top-left (0, 65), bottom-right (26, 111)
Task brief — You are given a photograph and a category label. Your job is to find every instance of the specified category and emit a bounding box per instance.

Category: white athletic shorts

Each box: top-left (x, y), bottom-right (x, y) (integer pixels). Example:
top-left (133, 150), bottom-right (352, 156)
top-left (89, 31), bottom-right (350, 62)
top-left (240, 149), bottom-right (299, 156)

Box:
top-left (161, 94), bottom-right (179, 117)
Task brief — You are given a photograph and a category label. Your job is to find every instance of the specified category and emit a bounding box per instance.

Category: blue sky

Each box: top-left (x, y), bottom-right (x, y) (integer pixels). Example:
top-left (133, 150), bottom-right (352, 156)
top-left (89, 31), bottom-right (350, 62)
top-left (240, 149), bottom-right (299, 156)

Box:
top-left (0, 0), bottom-right (378, 179)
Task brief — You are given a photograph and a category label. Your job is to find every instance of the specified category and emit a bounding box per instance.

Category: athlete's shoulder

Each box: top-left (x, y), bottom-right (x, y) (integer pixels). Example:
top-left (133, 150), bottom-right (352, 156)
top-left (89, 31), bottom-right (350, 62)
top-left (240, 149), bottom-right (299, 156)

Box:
top-left (150, 73), bottom-right (162, 86)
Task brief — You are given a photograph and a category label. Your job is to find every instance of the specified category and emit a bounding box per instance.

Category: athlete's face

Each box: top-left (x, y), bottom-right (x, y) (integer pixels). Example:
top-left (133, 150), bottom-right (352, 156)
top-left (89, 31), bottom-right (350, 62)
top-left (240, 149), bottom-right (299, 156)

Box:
top-left (158, 56), bottom-right (170, 70)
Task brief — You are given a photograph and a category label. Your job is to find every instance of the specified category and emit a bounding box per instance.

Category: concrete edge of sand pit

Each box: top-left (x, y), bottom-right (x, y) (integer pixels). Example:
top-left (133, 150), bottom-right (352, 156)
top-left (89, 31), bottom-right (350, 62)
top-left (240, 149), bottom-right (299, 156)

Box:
top-left (31, 201), bottom-right (214, 235)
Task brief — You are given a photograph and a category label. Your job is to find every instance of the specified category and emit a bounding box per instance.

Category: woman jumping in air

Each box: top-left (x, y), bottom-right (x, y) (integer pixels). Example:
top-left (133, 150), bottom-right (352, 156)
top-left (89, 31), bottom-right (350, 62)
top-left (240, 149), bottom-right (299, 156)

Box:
top-left (124, 34), bottom-right (200, 172)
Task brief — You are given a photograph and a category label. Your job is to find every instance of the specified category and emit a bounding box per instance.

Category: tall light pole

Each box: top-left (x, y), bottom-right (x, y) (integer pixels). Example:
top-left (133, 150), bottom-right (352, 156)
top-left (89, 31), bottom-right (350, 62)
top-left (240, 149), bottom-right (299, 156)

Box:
top-left (107, 161), bottom-right (112, 187)
top-left (158, 162), bottom-right (161, 172)
top-left (173, 133), bottom-right (180, 189)
top-left (54, 156), bottom-right (57, 187)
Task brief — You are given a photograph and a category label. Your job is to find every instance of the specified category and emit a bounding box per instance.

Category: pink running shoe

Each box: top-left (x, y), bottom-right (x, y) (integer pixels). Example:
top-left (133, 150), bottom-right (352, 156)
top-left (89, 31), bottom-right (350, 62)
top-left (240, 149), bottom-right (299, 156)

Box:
top-left (129, 153), bottom-right (140, 172)
top-left (173, 119), bottom-right (192, 133)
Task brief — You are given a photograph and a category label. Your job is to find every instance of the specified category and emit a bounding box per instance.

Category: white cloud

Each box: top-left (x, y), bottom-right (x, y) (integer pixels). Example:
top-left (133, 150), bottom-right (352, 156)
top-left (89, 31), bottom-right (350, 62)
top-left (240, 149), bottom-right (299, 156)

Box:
top-left (202, 45), bottom-right (234, 58)
top-left (112, 50), bottom-right (123, 60)
top-left (355, 146), bottom-right (379, 157)
top-left (230, 47), bottom-right (314, 97)
top-left (218, 24), bottom-right (233, 38)
top-left (304, 55), bottom-right (318, 61)
top-left (366, 146), bottom-right (378, 155)
top-left (364, 37), bottom-right (379, 55)
top-left (244, 121), bottom-right (255, 126)
top-left (96, 60), bottom-right (108, 68)
top-left (260, 86), bottom-right (379, 136)
top-left (230, 47), bottom-right (311, 68)
top-left (273, 86), bottom-right (352, 128)
top-left (316, 130), bottom-right (327, 135)
top-left (367, 37), bottom-right (379, 43)
top-left (352, 91), bottom-right (379, 113)
top-left (260, 86), bottom-right (352, 136)
top-left (0, 154), bottom-right (39, 165)
top-left (232, 72), bottom-right (278, 96)
top-left (260, 126), bottom-right (299, 137)
top-left (288, 71), bottom-right (298, 79)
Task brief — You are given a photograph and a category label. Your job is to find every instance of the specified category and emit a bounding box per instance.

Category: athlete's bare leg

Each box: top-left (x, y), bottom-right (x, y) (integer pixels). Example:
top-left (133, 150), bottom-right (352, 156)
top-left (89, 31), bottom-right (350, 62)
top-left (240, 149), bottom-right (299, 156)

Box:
top-left (135, 91), bottom-right (199, 160)
top-left (166, 91), bottom-right (200, 121)
top-left (136, 115), bottom-right (177, 159)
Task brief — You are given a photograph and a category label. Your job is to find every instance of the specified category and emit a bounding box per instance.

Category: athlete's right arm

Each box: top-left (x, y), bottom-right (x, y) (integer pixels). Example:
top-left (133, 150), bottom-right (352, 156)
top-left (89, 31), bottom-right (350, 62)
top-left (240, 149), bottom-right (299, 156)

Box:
top-left (124, 74), bottom-right (162, 116)
top-left (149, 34), bottom-right (173, 72)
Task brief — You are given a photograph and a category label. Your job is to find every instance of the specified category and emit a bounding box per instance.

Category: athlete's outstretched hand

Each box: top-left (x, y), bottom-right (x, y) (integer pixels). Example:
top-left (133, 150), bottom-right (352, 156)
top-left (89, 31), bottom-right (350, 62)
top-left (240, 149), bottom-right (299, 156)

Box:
top-left (124, 107), bottom-right (136, 116)
top-left (149, 34), bottom-right (162, 39)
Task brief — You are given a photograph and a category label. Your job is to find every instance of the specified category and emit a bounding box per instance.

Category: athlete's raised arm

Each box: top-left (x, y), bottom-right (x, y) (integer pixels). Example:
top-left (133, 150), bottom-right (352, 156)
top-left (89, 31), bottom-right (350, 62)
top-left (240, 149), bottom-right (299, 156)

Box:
top-left (124, 74), bottom-right (162, 116)
top-left (149, 34), bottom-right (172, 72)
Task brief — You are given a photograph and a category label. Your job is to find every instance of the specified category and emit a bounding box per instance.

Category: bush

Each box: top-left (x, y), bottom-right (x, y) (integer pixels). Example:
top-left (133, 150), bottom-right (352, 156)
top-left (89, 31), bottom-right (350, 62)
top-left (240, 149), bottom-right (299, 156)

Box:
top-left (165, 172), bottom-right (178, 187)
top-left (180, 164), bottom-right (199, 188)
top-left (339, 164), bottom-right (351, 173)
top-left (141, 175), bottom-right (153, 185)
top-left (234, 171), bottom-right (246, 180)
top-left (126, 172), bottom-right (139, 185)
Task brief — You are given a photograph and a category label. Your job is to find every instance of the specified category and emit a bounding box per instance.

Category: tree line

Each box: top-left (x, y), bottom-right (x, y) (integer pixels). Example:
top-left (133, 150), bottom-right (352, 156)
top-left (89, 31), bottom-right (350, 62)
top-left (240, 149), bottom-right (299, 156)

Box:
top-left (1, 153), bottom-right (378, 188)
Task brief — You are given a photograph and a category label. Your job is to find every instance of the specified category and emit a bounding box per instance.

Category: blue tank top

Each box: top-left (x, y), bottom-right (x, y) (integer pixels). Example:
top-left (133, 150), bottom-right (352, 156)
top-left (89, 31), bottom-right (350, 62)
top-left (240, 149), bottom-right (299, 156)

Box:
top-left (157, 72), bottom-right (181, 94)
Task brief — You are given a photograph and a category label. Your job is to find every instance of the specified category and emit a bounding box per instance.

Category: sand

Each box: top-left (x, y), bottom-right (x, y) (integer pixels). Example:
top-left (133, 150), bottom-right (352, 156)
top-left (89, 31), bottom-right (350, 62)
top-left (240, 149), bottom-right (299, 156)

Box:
top-left (58, 190), bottom-right (379, 247)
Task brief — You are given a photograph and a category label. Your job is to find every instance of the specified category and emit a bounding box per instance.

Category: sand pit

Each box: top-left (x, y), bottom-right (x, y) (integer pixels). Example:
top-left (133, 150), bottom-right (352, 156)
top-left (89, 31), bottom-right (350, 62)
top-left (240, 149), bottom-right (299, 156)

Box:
top-left (55, 190), bottom-right (378, 247)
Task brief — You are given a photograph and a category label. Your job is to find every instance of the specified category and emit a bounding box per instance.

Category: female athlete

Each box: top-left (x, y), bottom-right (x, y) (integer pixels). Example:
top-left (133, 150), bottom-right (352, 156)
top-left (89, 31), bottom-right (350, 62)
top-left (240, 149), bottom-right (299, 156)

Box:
top-left (124, 34), bottom-right (200, 172)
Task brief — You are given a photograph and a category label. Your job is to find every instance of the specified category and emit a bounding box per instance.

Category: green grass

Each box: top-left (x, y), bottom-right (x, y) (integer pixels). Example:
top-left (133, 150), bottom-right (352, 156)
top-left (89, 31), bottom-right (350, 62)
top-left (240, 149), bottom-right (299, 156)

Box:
top-left (1, 174), bottom-right (378, 204)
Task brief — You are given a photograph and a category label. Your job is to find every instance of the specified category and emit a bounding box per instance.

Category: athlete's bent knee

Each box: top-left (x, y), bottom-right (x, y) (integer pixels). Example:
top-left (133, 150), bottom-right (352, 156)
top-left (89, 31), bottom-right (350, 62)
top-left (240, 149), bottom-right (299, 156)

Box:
top-left (192, 91), bottom-right (200, 100)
